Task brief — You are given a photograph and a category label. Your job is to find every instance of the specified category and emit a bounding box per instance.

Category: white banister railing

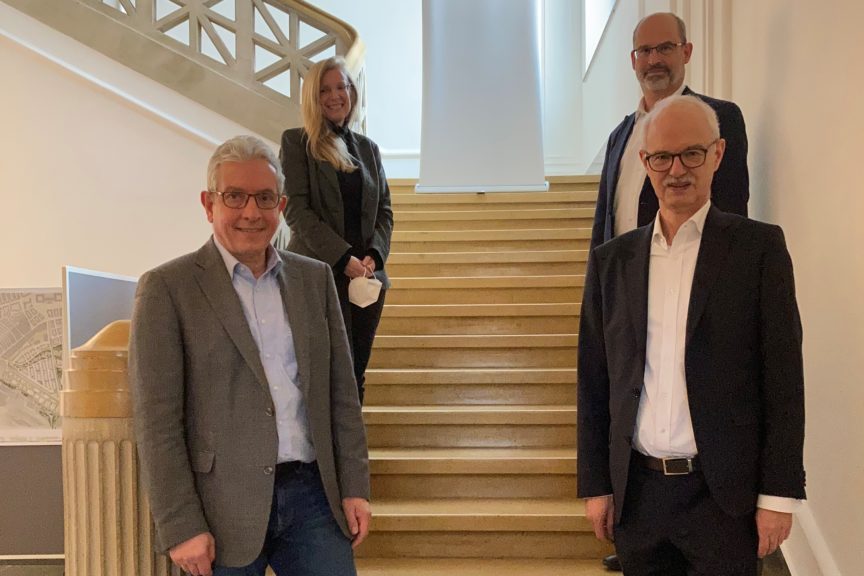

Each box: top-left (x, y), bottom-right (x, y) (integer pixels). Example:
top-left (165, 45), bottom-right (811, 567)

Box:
top-left (4, 0), bottom-right (366, 135)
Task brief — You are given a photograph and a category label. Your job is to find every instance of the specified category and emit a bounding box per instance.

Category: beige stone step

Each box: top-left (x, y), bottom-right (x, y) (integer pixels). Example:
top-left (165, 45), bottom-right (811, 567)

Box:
top-left (357, 498), bottom-right (609, 559)
top-left (391, 228), bottom-right (590, 252)
top-left (392, 191), bottom-right (597, 211)
top-left (363, 405), bottom-right (576, 448)
top-left (369, 334), bottom-right (578, 369)
top-left (388, 175), bottom-right (600, 195)
top-left (394, 208), bottom-right (594, 231)
top-left (386, 276), bottom-right (584, 305)
top-left (356, 558), bottom-right (610, 576)
top-left (378, 303), bottom-right (579, 335)
top-left (386, 251), bottom-right (588, 277)
top-left (370, 447), bottom-right (576, 499)
top-left (364, 368), bottom-right (576, 405)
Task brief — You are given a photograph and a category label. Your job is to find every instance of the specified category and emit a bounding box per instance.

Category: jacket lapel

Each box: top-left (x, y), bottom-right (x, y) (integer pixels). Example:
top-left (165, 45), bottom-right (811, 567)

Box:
top-left (194, 239), bottom-right (270, 392)
top-left (607, 113), bottom-right (637, 231)
top-left (686, 207), bottom-right (735, 343)
top-left (277, 259), bottom-right (312, 398)
top-left (622, 225), bottom-right (653, 356)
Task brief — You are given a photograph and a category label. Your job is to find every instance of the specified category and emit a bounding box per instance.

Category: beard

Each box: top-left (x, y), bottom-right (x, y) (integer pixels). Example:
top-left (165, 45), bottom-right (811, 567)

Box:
top-left (640, 65), bottom-right (676, 92)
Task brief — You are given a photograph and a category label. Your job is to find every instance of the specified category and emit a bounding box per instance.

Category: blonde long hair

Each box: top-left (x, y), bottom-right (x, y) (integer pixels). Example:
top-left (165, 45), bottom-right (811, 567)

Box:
top-left (301, 57), bottom-right (359, 173)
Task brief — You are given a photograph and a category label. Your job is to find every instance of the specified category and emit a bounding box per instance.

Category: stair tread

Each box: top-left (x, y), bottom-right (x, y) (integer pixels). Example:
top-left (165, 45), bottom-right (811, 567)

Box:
top-left (365, 368), bottom-right (577, 386)
top-left (372, 497), bottom-right (584, 516)
top-left (370, 447), bottom-right (576, 460)
top-left (388, 250), bottom-right (588, 262)
top-left (363, 406), bottom-right (576, 425)
top-left (374, 334), bottom-right (577, 347)
top-left (365, 405), bottom-right (576, 413)
top-left (382, 303), bottom-right (579, 317)
top-left (356, 558), bottom-right (608, 575)
top-left (393, 229), bottom-right (590, 240)
top-left (389, 275), bottom-right (584, 288)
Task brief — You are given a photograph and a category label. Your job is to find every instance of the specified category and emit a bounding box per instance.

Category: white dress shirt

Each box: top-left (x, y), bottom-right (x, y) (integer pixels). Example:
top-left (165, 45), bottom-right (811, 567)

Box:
top-left (613, 84), bottom-right (686, 237)
top-left (214, 238), bottom-right (316, 464)
top-left (633, 202), bottom-right (799, 513)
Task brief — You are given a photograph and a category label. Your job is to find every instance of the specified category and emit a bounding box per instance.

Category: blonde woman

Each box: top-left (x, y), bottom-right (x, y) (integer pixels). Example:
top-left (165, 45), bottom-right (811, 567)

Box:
top-left (280, 57), bottom-right (393, 405)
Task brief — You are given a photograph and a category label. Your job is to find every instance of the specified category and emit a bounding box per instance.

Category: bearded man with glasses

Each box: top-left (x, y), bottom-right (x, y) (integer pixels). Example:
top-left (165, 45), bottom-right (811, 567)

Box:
top-left (589, 12), bottom-right (750, 254)
top-left (130, 135), bottom-right (370, 576)
top-left (578, 95), bottom-right (805, 576)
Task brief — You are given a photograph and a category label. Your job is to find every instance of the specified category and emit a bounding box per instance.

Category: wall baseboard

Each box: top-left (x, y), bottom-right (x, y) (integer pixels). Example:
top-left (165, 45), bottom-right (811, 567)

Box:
top-left (783, 501), bottom-right (842, 576)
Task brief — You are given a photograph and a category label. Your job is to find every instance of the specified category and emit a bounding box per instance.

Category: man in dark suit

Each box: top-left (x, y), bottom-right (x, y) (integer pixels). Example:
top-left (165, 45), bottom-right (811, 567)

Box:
top-left (590, 12), bottom-right (749, 252)
top-left (577, 95), bottom-right (805, 575)
top-left (130, 136), bottom-right (370, 576)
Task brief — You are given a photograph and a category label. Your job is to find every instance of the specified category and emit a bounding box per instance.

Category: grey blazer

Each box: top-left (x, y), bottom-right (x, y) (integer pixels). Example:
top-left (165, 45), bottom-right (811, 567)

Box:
top-left (129, 239), bottom-right (369, 567)
top-left (280, 127), bottom-right (393, 288)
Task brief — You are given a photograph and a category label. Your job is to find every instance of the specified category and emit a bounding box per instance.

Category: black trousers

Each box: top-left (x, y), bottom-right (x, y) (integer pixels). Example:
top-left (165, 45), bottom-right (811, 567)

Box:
top-left (614, 455), bottom-right (759, 576)
top-left (334, 274), bottom-right (386, 405)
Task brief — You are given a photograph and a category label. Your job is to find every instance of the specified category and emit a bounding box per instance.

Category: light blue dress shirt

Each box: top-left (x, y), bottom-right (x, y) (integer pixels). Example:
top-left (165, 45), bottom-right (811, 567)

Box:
top-left (214, 238), bottom-right (316, 463)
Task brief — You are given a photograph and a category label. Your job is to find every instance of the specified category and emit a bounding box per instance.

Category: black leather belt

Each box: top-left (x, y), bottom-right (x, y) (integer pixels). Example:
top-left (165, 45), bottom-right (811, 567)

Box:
top-left (276, 460), bottom-right (316, 476)
top-left (632, 450), bottom-right (700, 476)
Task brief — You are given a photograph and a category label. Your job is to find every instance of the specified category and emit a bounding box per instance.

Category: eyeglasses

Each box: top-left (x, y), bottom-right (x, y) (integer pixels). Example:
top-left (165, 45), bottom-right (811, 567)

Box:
top-left (211, 189), bottom-right (282, 209)
top-left (643, 140), bottom-right (719, 172)
top-left (632, 42), bottom-right (685, 60)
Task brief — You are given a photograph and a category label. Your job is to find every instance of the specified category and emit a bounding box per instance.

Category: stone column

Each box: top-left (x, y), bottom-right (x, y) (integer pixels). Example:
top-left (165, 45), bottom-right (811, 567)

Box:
top-left (62, 320), bottom-right (180, 576)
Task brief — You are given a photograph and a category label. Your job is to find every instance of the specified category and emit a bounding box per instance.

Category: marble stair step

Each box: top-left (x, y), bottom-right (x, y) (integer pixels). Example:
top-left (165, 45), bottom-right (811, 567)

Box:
top-left (386, 275), bottom-right (584, 305)
top-left (386, 250), bottom-right (588, 277)
top-left (356, 558), bottom-right (609, 576)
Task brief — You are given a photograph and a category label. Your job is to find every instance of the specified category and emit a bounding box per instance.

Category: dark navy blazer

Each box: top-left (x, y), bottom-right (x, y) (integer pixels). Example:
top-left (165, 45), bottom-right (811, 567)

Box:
top-left (590, 87), bottom-right (750, 250)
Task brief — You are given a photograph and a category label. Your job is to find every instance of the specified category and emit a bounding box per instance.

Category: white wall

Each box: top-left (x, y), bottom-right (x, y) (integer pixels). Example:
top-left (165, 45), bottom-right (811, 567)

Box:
top-left (309, 0), bottom-right (423, 177)
top-left (578, 0), bottom-right (642, 170)
top-left (0, 5), bottom-right (254, 287)
top-left (731, 2), bottom-right (864, 574)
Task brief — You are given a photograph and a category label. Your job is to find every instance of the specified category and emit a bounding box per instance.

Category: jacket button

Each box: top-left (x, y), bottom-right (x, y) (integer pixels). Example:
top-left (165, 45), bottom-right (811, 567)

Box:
top-left (265, 407), bottom-right (274, 417)
top-left (632, 388), bottom-right (641, 397)
top-left (264, 466), bottom-right (274, 475)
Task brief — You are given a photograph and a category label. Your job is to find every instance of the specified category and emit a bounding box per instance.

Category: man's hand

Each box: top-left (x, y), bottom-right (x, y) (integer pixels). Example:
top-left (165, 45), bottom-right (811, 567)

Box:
top-left (342, 497), bottom-right (372, 549)
top-left (756, 508), bottom-right (793, 558)
top-left (585, 495), bottom-right (615, 542)
top-left (169, 532), bottom-right (215, 576)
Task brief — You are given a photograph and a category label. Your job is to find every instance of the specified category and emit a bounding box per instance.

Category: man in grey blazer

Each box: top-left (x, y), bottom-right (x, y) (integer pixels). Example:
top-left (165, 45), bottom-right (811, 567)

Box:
top-left (130, 135), bottom-right (370, 576)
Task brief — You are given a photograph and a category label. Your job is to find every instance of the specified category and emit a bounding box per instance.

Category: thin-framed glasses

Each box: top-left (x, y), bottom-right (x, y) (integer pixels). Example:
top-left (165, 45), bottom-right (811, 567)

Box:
top-left (211, 189), bottom-right (282, 209)
top-left (643, 140), bottom-right (719, 172)
top-left (631, 42), bottom-right (685, 59)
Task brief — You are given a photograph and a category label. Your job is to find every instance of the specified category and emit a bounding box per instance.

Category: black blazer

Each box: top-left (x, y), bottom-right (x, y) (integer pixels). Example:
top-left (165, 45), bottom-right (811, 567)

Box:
top-left (590, 87), bottom-right (750, 250)
top-left (577, 207), bottom-right (806, 522)
top-left (280, 127), bottom-right (394, 288)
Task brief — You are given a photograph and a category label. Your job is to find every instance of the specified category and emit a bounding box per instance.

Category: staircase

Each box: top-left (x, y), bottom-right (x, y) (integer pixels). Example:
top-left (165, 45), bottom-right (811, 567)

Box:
top-left (356, 177), bottom-right (613, 575)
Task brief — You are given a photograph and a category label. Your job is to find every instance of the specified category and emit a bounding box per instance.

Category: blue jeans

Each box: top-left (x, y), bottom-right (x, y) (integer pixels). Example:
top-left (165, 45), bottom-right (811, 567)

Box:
top-left (213, 462), bottom-right (356, 576)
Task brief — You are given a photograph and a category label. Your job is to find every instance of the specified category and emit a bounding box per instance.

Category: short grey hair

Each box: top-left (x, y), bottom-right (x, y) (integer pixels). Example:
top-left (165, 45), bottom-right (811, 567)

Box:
top-left (633, 12), bottom-right (687, 47)
top-left (206, 135), bottom-right (284, 193)
top-left (641, 95), bottom-right (720, 149)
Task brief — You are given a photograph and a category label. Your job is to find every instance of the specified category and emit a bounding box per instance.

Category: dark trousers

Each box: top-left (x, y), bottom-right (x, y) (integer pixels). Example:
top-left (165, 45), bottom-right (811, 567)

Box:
top-left (335, 274), bottom-right (386, 405)
top-left (614, 455), bottom-right (759, 576)
top-left (213, 462), bottom-right (356, 575)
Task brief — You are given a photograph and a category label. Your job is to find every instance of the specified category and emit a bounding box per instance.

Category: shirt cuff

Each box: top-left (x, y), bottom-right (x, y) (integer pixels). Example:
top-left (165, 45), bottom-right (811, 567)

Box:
top-left (757, 494), bottom-right (802, 514)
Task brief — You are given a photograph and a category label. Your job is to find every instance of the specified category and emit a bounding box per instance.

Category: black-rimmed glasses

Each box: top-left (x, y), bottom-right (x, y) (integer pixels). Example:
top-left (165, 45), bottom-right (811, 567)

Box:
top-left (211, 189), bottom-right (282, 209)
top-left (643, 140), bottom-right (719, 172)
top-left (632, 42), bottom-right (685, 60)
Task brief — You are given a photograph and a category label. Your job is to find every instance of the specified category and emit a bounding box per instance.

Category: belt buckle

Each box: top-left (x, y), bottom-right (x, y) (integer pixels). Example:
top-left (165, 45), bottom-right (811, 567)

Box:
top-left (661, 457), bottom-right (693, 476)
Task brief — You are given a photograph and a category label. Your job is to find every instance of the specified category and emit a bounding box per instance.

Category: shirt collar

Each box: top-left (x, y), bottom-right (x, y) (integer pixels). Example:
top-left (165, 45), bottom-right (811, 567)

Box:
top-left (636, 83), bottom-right (688, 119)
top-left (213, 236), bottom-right (282, 279)
top-left (651, 200), bottom-right (711, 246)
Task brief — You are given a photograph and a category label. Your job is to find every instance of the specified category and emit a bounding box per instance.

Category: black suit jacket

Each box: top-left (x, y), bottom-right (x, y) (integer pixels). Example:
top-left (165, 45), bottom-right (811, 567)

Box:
top-left (280, 127), bottom-right (394, 288)
top-left (577, 207), bottom-right (805, 522)
top-left (590, 87), bottom-right (750, 250)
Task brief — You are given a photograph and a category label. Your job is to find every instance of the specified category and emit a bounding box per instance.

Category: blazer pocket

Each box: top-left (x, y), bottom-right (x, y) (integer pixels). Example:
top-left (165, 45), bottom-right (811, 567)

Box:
top-left (189, 449), bottom-right (215, 473)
